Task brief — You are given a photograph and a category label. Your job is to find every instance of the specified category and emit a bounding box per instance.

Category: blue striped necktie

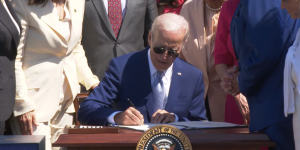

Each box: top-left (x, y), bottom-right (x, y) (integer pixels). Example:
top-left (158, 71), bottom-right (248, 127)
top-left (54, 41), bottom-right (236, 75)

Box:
top-left (152, 71), bottom-right (165, 112)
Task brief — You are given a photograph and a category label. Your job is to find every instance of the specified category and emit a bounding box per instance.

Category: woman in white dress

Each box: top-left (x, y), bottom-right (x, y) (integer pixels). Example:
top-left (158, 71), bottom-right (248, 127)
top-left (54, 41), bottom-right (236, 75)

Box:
top-left (282, 0), bottom-right (300, 149)
top-left (9, 0), bottom-right (100, 149)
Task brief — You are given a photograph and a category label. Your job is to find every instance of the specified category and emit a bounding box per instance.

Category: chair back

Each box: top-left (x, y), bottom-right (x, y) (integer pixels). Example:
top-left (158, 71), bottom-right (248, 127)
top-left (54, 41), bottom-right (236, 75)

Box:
top-left (73, 92), bottom-right (89, 125)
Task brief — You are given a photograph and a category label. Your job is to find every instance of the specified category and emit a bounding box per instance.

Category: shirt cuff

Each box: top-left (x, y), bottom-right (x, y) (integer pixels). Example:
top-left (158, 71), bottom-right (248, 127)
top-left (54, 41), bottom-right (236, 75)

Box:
top-left (81, 75), bottom-right (100, 90)
top-left (13, 97), bottom-right (36, 117)
top-left (107, 111), bottom-right (122, 124)
top-left (182, 117), bottom-right (190, 121)
top-left (174, 113), bottom-right (179, 122)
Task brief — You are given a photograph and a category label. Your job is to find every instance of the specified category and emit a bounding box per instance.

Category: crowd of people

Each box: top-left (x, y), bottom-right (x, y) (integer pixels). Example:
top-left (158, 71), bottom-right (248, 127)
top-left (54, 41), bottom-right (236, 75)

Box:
top-left (0, 0), bottom-right (300, 149)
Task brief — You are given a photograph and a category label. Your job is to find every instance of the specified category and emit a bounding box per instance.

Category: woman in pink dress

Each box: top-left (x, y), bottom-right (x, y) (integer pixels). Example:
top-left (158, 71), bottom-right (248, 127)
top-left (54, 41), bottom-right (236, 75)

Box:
top-left (214, 0), bottom-right (249, 125)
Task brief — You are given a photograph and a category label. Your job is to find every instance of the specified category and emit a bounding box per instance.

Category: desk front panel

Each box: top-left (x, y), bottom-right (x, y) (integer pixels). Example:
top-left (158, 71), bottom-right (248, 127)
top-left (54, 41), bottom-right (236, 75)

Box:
top-left (53, 127), bottom-right (275, 150)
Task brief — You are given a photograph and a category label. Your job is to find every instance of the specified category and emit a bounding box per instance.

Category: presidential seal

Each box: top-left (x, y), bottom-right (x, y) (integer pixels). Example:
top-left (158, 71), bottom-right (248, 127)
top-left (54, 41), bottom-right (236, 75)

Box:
top-left (136, 125), bottom-right (192, 150)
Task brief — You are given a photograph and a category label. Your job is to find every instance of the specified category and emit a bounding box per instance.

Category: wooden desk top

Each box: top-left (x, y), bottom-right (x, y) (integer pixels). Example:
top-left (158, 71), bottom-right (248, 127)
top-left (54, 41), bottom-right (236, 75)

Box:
top-left (53, 127), bottom-right (275, 149)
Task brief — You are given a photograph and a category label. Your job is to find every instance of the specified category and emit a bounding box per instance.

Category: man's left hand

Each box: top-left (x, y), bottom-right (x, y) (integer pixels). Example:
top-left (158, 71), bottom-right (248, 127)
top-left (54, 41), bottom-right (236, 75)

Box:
top-left (151, 109), bottom-right (175, 124)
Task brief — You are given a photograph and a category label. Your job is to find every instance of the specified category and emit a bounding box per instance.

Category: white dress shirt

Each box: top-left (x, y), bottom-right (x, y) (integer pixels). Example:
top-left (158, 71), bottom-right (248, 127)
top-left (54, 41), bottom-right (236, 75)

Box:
top-left (107, 49), bottom-right (181, 124)
top-left (284, 29), bottom-right (300, 117)
top-left (284, 28), bottom-right (300, 150)
top-left (2, 0), bottom-right (20, 35)
top-left (102, 0), bottom-right (127, 19)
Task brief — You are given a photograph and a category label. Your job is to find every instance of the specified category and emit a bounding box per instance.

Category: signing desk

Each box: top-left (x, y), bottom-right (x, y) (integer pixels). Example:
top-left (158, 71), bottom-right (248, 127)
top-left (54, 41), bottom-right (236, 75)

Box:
top-left (53, 127), bottom-right (275, 150)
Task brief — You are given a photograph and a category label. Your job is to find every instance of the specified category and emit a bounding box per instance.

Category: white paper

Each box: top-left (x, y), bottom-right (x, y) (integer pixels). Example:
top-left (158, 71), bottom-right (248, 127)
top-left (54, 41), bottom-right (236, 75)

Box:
top-left (168, 121), bottom-right (246, 129)
top-left (118, 123), bottom-right (186, 132)
top-left (117, 121), bottom-right (246, 132)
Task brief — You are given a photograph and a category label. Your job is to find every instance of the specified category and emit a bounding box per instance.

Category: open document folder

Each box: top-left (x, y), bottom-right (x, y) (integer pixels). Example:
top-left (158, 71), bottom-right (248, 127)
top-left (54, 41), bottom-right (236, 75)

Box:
top-left (117, 121), bottom-right (247, 132)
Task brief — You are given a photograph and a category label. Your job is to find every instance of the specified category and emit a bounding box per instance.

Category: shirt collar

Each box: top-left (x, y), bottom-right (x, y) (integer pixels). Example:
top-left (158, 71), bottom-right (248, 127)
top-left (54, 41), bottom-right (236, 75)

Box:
top-left (147, 48), bottom-right (173, 81)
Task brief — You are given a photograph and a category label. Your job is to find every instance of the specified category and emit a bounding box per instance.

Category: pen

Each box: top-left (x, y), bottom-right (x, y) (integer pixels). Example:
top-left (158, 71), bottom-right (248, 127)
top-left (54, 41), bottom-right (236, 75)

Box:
top-left (127, 98), bottom-right (144, 125)
top-left (127, 98), bottom-right (135, 108)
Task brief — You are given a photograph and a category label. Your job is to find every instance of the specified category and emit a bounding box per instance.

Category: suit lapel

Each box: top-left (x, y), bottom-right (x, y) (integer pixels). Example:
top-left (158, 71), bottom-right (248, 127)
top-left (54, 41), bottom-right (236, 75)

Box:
top-left (117, 0), bottom-right (137, 40)
top-left (39, 1), bottom-right (62, 37)
top-left (0, 0), bottom-right (20, 48)
top-left (5, 0), bottom-right (21, 33)
top-left (91, 0), bottom-right (116, 39)
top-left (165, 59), bottom-right (183, 112)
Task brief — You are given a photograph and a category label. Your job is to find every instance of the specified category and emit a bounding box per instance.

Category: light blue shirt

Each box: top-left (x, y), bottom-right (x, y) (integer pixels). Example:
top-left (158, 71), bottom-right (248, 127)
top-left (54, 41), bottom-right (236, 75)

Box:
top-left (102, 0), bottom-right (127, 19)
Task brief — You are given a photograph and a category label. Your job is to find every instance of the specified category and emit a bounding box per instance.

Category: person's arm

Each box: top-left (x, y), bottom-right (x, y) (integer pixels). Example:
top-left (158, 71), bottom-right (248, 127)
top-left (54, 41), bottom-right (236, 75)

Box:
top-left (78, 58), bottom-right (122, 125)
top-left (78, 56), bottom-right (145, 126)
top-left (185, 71), bottom-right (207, 121)
top-left (10, 0), bottom-right (38, 135)
top-left (214, 0), bottom-right (235, 86)
top-left (73, 4), bottom-right (99, 90)
top-left (214, 1), bottom-right (235, 68)
top-left (143, 0), bottom-right (158, 47)
top-left (236, 1), bottom-right (288, 96)
top-left (179, 0), bottom-right (192, 62)
top-left (73, 37), bottom-right (99, 90)
top-left (215, 64), bottom-right (229, 79)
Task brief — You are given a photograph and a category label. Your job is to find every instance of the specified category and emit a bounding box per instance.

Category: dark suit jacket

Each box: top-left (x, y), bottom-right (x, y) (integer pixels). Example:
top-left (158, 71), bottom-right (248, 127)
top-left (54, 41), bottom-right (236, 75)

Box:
top-left (81, 0), bottom-right (158, 80)
top-left (0, 0), bottom-right (21, 122)
top-left (78, 48), bottom-right (207, 125)
top-left (230, 0), bottom-right (300, 131)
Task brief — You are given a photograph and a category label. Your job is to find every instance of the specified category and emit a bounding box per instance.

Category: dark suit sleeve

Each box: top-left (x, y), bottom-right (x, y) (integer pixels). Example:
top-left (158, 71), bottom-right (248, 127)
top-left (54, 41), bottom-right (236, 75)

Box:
top-left (179, 71), bottom-right (207, 121)
top-left (236, 1), bottom-right (287, 96)
top-left (143, 0), bottom-right (158, 47)
top-left (78, 58), bottom-right (121, 125)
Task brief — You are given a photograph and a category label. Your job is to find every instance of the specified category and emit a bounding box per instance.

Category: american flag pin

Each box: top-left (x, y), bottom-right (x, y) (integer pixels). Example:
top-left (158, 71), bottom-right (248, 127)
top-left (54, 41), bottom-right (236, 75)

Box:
top-left (177, 72), bottom-right (181, 75)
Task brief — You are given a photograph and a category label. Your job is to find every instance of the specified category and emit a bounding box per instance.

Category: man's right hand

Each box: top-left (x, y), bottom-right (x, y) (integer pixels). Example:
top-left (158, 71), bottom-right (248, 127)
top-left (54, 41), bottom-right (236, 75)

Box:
top-left (114, 107), bottom-right (144, 125)
top-left (16, 110), bottom-right (39, 135)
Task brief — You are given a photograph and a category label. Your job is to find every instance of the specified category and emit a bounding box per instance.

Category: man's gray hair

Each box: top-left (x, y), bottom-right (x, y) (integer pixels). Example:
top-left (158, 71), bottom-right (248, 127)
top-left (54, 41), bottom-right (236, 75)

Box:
top-left (151, 13), bottom-right (189, 41)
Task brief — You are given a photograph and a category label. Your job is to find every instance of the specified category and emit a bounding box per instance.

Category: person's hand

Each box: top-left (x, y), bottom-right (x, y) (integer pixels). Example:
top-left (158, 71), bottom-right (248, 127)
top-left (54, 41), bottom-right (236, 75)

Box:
top-left (17, 110), bottom-right (39, 135)
top-left (220, 72), bottom-right (234, 92)
top-left (151, 109), bottom-right (175, 124)
top-left (88, 82), bottom-right (100, 94)
top-left (226, 66), bottom-right (240, 96)
top-left (90, 82), bottom-right (99, 90)
top-left (220, 66), bottom-right (240, 96)
top-left (228, 65), bottom-right (240, 74)
top-left (218, 65), bottom-right (241, 96)
top-left (114, 107), bottom-right (144, 125)
top-left (228, 71), bottom-right (240, 96)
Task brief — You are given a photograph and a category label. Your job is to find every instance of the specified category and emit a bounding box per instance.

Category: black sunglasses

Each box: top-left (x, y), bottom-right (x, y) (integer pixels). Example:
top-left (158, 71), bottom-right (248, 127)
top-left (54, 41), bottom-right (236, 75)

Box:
top-left (153, 47), bottom-right (180, 58)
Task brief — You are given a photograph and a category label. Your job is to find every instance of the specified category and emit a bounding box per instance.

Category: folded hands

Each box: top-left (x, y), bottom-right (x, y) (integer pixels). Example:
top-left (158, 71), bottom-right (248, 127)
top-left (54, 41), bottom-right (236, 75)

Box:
top-left (220, 66), bottom-right (240, 96)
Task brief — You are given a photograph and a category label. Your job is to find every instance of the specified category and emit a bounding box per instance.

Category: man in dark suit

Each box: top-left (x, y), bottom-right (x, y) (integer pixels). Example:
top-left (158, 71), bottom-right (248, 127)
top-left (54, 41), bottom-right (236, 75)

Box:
top-left (225, 0), bottom-right (300, 149)
top-left (78, 13), bottom-right (207, 125)
top-left (0, 0), bottom-right (21, 134)
top-left (81, 0), bottom-right (158, 81)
